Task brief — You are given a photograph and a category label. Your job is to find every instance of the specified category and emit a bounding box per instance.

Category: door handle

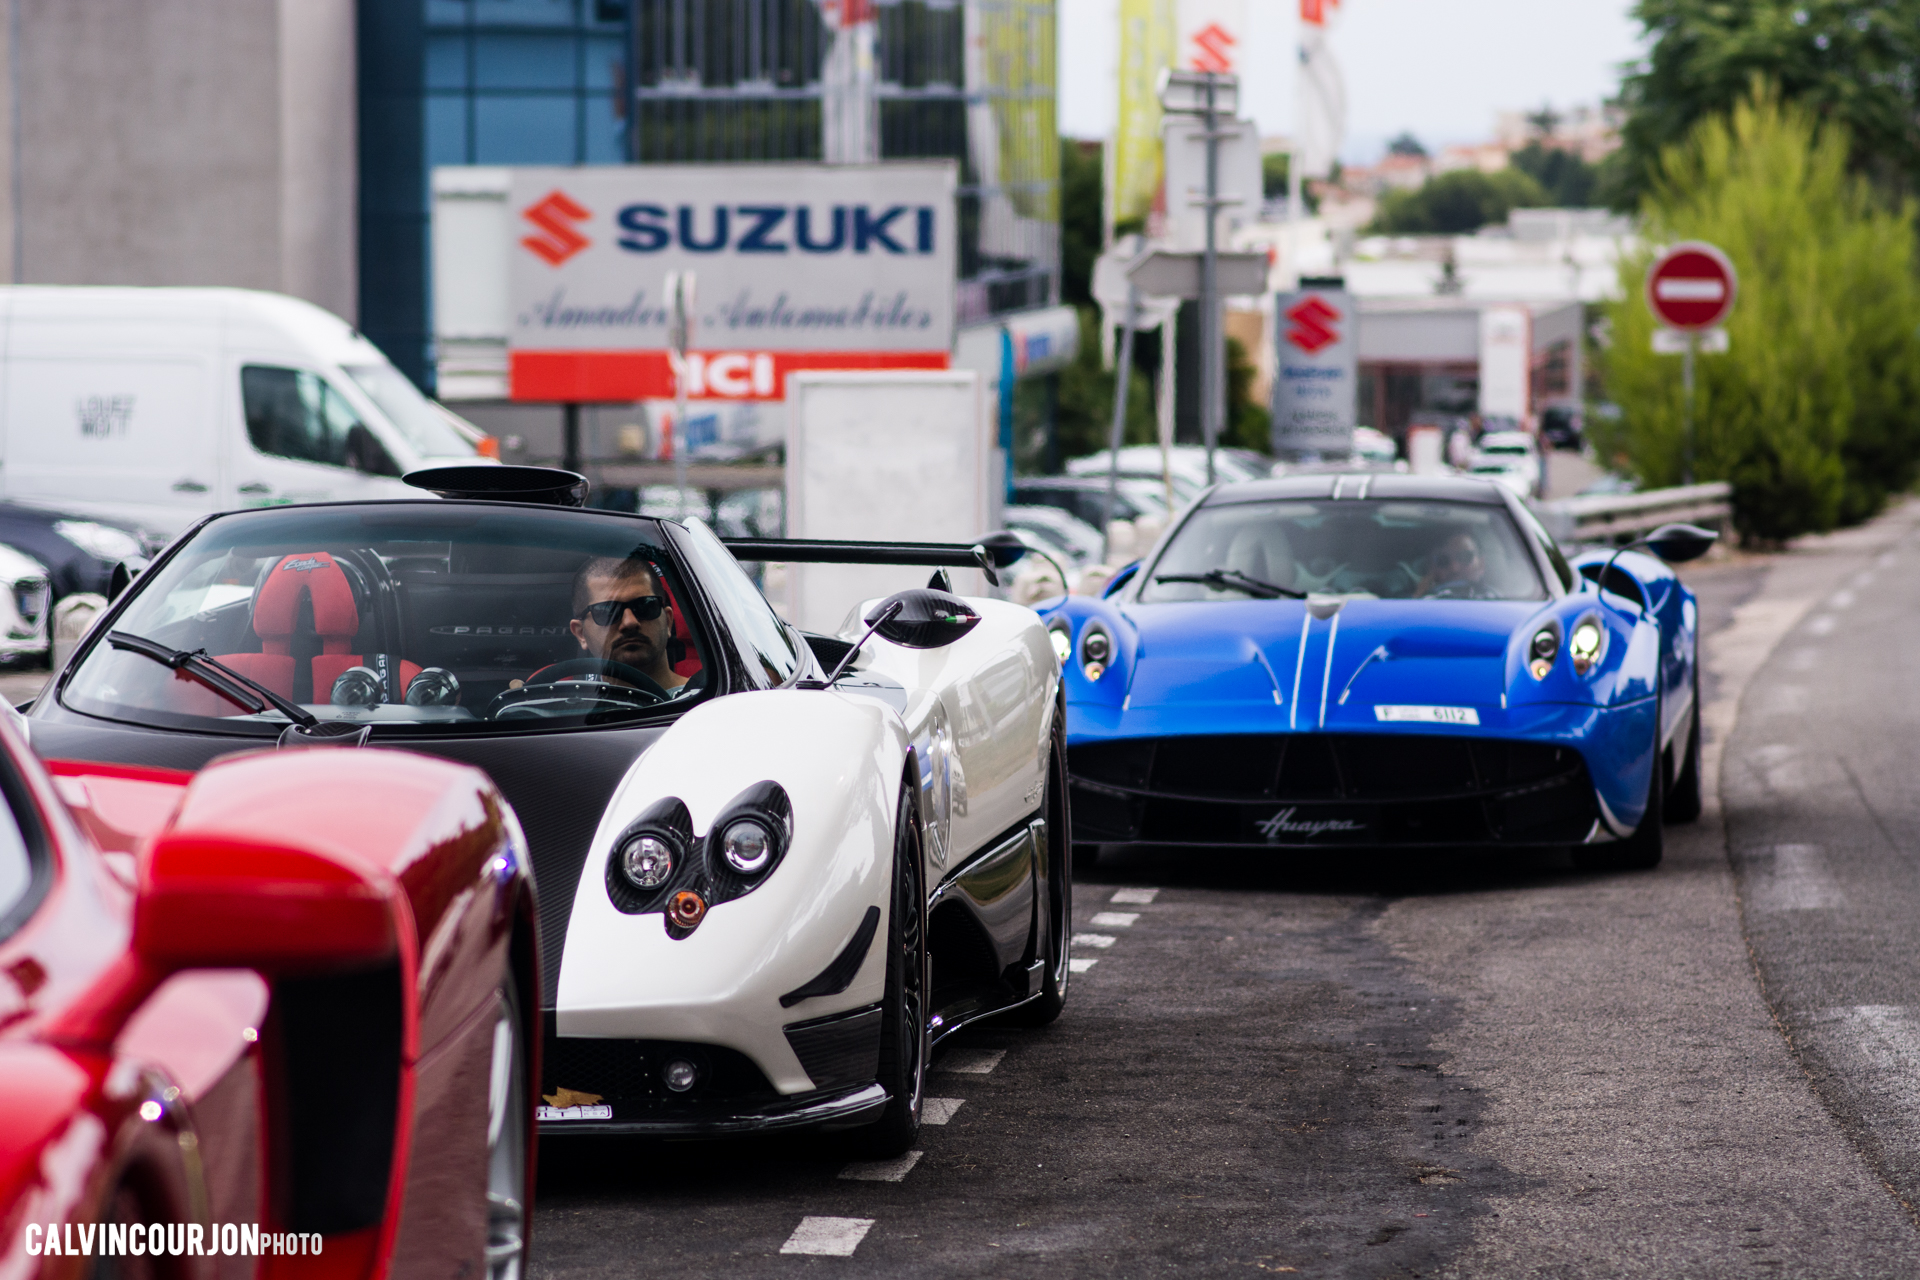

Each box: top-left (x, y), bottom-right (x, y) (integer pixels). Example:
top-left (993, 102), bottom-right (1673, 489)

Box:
top-left (172, 479), bottom-right (210, 493)
top-left (236, 482), bottom-right (271, 495)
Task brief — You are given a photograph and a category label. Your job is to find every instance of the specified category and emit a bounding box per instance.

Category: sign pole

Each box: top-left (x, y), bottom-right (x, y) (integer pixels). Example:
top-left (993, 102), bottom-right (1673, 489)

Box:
top-left (1105, 285), bottom-right (1140, 566)
top-left (1681, 328), bottom-right (1696, 486)
top-left (562, 402), bottom-right (581, 474)
top-left (1201, 72), bottom-right (1221, 487)
top-left (667, 272), bottom-right (695, 519)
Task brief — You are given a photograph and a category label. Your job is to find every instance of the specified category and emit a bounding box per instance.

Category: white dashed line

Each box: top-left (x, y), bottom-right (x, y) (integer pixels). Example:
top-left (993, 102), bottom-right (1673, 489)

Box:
top-left (1069, 957), bottom-right (1099, 973)
top-left (1089, 911), bottom-right (1138, 928)
top-left (1831, 589), bottom-right (1856, 609)
top-left (1749, 843), bottom-right (1844, 911)
top-left (838, 1151), bottom-right (923, 1182)
top-left (1109, 887), bottom-right (1159, 904)
top-left (1073, 933), bottom-right (1117, 949)
top-left (1808, 613), bottom-right (1837, 635)
top-left (781, 1217), bottom-right (874, 1256)
top-left (922, 1097), bottom-right (965, 1125)
top-left (937, 1048), bottom-right (1005, 1074)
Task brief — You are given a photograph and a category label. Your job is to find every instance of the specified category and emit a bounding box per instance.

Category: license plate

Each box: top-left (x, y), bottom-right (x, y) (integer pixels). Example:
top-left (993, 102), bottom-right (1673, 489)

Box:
top-left (537, 1104), bottom-right (613, 1122)
top-left (1373, 704), bottom-right (1480, 725)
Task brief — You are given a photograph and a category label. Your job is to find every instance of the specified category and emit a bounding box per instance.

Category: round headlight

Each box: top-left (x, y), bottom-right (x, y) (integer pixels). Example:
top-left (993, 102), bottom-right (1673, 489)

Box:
top-left (1569, 620), bottom-right (1604, 675)
top-left (1049, 624), bottom-right (1071, 664)
top-left (1081, 626), bottom-right (1112, 681)
top-left (620, 835), bottom-right (675, 889)
top-left (1530, 627), bottom-right (1558, 661)
top-left (721, 819), bottom-right (772, 874)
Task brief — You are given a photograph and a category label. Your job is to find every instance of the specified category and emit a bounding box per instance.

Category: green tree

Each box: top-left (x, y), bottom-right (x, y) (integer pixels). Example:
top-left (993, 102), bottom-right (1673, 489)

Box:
top-left (1225, 336), bottom-right (1270, 452)
top-left (1052, 307), bottom-right (1159, 461)
top-left (1060, 138), bottom-right (1104, 305)
top-left (1596, 86), bottom-right (1920, 541)
top-left (1615, 1), bottom-right (1920, 206)
top-left (1368, 168), bottom-right (1548, 234)
top-left (1509, 142), bottom-right (1600, 206)
top-left (1386, 132), bottom-right (1427, 158)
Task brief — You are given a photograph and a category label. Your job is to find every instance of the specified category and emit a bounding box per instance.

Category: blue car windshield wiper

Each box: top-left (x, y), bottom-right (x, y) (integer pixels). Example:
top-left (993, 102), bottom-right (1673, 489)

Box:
top-left (1154, 569), bottom-right (1306, 599)
top-left (107, 631), bottom-right (321, 729)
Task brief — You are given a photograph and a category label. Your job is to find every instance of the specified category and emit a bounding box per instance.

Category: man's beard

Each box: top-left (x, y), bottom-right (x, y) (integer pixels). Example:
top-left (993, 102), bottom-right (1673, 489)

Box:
top-left (608, 633), bottom-right (658, 667)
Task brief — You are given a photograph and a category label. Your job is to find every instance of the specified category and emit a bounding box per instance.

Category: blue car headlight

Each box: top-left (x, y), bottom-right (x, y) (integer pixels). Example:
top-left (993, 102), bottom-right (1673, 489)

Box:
top-left (1569, 617), bottom-right (1605, 676)
top-left (1080, 622), bottom-right (1114, 682)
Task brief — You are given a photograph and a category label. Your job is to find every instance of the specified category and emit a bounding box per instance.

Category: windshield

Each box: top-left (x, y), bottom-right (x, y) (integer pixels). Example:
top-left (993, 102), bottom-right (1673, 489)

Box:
top-left (1139, 499), bottom-right (1546, 602)
top-left (60, 504), bottom-right (713, 737)
top-left (341, 363), bottom-right (477, 458)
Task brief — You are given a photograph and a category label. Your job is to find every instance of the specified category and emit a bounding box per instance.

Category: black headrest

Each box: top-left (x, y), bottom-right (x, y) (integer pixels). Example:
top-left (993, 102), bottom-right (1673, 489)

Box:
top-left (403, 465), bottom-right (590, 508)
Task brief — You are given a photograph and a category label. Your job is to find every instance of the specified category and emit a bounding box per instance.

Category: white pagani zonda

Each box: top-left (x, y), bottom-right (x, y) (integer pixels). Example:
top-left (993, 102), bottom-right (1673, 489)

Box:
top-left (28, 466), bottom-right (1070, 1158)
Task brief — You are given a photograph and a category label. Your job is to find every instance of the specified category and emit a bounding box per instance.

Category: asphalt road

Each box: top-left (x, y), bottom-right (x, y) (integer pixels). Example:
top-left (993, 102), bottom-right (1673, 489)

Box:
top-left (527, 499), bottom-right (1920, 1278)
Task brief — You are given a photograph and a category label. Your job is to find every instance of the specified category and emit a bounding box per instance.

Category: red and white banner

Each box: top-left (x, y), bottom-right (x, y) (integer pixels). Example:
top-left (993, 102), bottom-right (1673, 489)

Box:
top-left (508, 349), bottom-right (948, 404)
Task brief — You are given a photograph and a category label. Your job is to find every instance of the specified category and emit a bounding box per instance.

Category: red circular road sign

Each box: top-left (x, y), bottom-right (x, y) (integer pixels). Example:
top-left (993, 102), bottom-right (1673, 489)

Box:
top-left (1645, 241), bottom-right (1738, 330)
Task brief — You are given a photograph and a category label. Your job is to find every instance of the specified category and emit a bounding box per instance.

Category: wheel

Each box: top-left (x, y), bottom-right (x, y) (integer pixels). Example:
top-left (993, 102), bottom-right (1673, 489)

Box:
top-left (1664, 672), bottom-right (1703, 824)
top-left (1007, 709), bottom-right (1072, 1027)
top-left (855, 783), bottom-right (928, 1156)
top-left (485, 977), bottom-right (530, 1280)
top-left (1574, 712), bottom-right (1665, 872)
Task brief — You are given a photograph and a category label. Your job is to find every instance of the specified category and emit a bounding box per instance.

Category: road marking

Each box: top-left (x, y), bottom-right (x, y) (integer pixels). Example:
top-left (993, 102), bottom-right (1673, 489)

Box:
top-left (1089, 911), bottom-right (1138, 928)
top-left (1746, 744), bottom-right (1808, 793)
top-left (1809, 1007), bottom-right (1920, 1131)
top-left (1785, 647), bottom-right (1819, 672)
top-left (839, 1150), bottom-right (923, 1182)
top-left (1073, 933), bottom-right (1117, 949)
top-left (1748, 843), bottom-right (1843, 911)
top-left (1808, 613), bottom-right (1837, 636)
top-left (1852, 569), bottom-right (1876, 588)
top-left (937, 1048), bottom-right (1005, 1074)
top-left (781, 1217), bottom-right (874, 1256)
top-left (1070, 957), bottom-right (1099, 973)
top-left (1109, 887), bottom-right (1159, 904)
top-left (1830, 589), bottom-right (1856, 609)
top-left (923, 1097), bottom-right (965, 1125)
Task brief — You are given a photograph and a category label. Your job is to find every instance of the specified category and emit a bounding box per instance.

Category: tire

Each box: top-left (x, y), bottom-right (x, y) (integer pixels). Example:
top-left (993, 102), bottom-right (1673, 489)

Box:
top-left (485, 977), bottom-right (530, 1280)
top-left (1664, 672), bottom-right (1703, 824)
top-left (1008, 710), bottom-right (1072, 1027)
top-left (1574, 712), bottom-right (1665, 872)
top-left (855, 783), bottom-right (929, 1157)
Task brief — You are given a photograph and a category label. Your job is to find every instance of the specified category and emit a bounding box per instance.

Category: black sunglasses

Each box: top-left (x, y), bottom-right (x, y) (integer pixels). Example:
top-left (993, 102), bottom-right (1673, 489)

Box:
top-left (576, 595), bottom-right (667, 626)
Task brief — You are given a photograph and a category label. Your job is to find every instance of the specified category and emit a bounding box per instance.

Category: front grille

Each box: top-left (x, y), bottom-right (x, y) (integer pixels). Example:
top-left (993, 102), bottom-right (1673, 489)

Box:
top-left (783, 1004), bottom-right (882, 1090)
top-left (1069, 733), bottom-right (1595, 847)
top-left (542, 1033), bottom-right (778, 1121)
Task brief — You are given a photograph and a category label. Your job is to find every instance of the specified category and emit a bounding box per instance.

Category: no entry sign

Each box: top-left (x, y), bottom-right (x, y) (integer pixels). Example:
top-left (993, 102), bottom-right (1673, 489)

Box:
top-left (1646, 241), bottom-right (1737, 331)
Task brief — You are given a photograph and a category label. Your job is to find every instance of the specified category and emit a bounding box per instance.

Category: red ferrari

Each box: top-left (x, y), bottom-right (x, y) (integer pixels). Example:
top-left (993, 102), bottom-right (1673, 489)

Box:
top-left (0, 726), bottom-right (539, 1280)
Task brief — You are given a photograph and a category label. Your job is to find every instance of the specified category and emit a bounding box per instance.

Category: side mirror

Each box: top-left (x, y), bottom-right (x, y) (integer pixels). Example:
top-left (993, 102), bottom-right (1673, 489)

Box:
top-left (975, 531), bottom-right (1030, 569)
top-left (867, 588), bottom-right (981, 650)
top-left (1642, 523), bottom-right (1718, 564)
top-left (134, 833), bottom-right (397, 973)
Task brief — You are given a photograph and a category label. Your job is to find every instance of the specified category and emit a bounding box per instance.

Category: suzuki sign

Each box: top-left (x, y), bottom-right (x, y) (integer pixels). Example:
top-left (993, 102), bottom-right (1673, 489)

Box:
top-left (1271, 284), bottom-right (1357, 457)
top-left (505, 162), bottom-right (957, 402)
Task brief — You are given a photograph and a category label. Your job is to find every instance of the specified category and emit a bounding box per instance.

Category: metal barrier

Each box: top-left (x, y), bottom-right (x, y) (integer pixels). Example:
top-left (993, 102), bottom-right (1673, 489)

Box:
top-left (1536, 481), bottom-right (1734, 548)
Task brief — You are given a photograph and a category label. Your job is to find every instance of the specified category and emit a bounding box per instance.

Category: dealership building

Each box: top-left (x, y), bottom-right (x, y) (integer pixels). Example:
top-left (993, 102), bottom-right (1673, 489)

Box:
top-left (0, 0), bottom-right (1065, 461)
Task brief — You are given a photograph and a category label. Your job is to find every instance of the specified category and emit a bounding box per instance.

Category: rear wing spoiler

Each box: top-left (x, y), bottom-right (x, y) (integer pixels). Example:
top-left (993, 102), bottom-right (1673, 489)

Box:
top-left (722, 536), bottom-right (1025, 587)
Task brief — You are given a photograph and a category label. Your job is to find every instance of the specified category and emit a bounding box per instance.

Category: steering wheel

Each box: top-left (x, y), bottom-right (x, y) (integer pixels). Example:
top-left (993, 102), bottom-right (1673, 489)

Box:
top-left (483, 657), bottom-right (669, 720)
top-left (1422, 578), bottom-right (1499, 601)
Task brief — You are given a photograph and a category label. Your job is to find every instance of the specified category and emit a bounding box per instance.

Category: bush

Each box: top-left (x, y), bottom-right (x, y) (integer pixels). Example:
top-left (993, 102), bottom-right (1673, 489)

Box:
top-left (1368, 168), bottom-right (1548, 235)
top-left (1595, 86), bottom-right (1920, 541)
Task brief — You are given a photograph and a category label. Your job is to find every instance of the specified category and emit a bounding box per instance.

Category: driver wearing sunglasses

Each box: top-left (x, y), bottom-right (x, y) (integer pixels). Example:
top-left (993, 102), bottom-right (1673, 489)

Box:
top-left (1417, 530), bottom-right (1487, 597)
top-left (568, 555), bottom-right (689, 692)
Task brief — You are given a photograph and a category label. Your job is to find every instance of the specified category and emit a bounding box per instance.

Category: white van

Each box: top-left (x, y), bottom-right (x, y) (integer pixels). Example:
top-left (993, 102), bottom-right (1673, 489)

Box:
top-left (0, 287), bottom-right (489, 534)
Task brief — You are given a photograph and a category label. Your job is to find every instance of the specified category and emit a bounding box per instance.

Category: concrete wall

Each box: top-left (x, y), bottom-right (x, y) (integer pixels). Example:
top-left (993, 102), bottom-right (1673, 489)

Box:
top-left (0, 0), bottom-right (355, 319)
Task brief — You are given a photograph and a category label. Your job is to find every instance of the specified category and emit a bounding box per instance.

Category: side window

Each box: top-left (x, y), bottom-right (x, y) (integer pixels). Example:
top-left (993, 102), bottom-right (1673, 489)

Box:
top-left (1514, 505), bottom-right (1576, 593)
top-left (241, 366), bottom-right (399, 476)
top-left (673, 518), bottom-right (802, 688)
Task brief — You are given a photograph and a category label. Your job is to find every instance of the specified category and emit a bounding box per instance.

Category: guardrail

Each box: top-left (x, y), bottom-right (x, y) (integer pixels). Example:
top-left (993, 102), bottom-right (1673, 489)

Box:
top-left (1536, 481), bottom-right (1734, 548)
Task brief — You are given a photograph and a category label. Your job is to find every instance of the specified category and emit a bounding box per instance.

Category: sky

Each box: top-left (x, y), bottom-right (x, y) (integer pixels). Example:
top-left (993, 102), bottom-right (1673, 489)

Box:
top-left (1057, 0), bottom-right (1648, 163)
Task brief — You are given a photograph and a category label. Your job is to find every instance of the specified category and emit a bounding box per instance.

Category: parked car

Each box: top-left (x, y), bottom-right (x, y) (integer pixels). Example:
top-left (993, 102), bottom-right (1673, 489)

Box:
top-left (1004, 504), bottom-right (1104, 572)
top-left (1066, 444), bottom-right (1271, 494)
top-left (0, 502), bottom-right (155, 601)
top-left (1470, 431), bottom-right (1543, 499)
top-left (1012, 476), bottom-right (1172, 531)
top-left (0, 287), bottom-right (489, 534)
top-left (28, 466), bottom-right (1071, 1156)
top-left (0, 545), bottom-right (50, 663)
top-left (1041, 472), bottom-right (1713, 872)
top-left (0, 737), bottom-right (540, 1280)
top-left (1540, 404), bottom-right (1584, 451)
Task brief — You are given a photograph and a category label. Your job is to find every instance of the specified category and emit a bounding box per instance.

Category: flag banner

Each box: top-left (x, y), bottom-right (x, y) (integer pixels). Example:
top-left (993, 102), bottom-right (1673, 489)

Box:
top-left (1112, 0), bottom-right (1177, 226)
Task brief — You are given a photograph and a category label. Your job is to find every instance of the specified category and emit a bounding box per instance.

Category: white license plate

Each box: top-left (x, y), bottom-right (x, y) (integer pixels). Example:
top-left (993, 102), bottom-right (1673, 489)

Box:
top-left (1373, 704), bottom-right (1480, 725)
top-left (537, 1104), bottom-right (613, 1121)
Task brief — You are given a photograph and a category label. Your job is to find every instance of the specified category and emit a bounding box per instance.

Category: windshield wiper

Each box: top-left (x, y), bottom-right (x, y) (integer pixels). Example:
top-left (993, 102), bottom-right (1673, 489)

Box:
top-left (106, 631), bottom-right (321, 729)
top-left (1154, 569), bottom-right (1305, 599)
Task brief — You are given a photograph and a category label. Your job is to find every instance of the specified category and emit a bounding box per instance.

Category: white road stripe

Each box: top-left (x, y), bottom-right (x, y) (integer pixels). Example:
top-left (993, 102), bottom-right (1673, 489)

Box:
top-left (1809, 1007), bottom-right (1920, 1137)
top-left (781, 1217), bottom-right (874, 1256)
top-left (839, 1150), bottom-right (923, 1182)
top-left (937, 1048), bottom-right (1005, 1074)
top-left (1831, 589), bottom-right (1856, 609)
top-left (1808, 613), bottom-right (1837, 635)
top-left (1748, 843), bottom-right (1844, 911)
top-left (1073, 933), bottom-right (1117, 949)
top-left (1109, 887), bottom-right (1159, 904)
top-left (922, 1097), bottom-right (965, 1125)
top-left (1089, 912), bottom-right (1138, 927)
top-left (1069, 957), bottom-right (1098, 973)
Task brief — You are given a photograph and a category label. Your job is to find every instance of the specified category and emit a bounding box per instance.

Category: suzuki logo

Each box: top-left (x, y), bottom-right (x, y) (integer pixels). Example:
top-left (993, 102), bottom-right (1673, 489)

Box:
top-left (1188, 22), bottom-right (1237, 73)
top-left (1285, 296), bottom-right (1342, 355)
top-left (521, 191), bottom-right (592, 266)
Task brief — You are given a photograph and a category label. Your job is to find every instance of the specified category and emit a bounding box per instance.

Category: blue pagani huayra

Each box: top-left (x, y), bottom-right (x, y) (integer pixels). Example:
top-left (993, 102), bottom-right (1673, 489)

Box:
top-left (1038, 473), bottom-right (1715, 870)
